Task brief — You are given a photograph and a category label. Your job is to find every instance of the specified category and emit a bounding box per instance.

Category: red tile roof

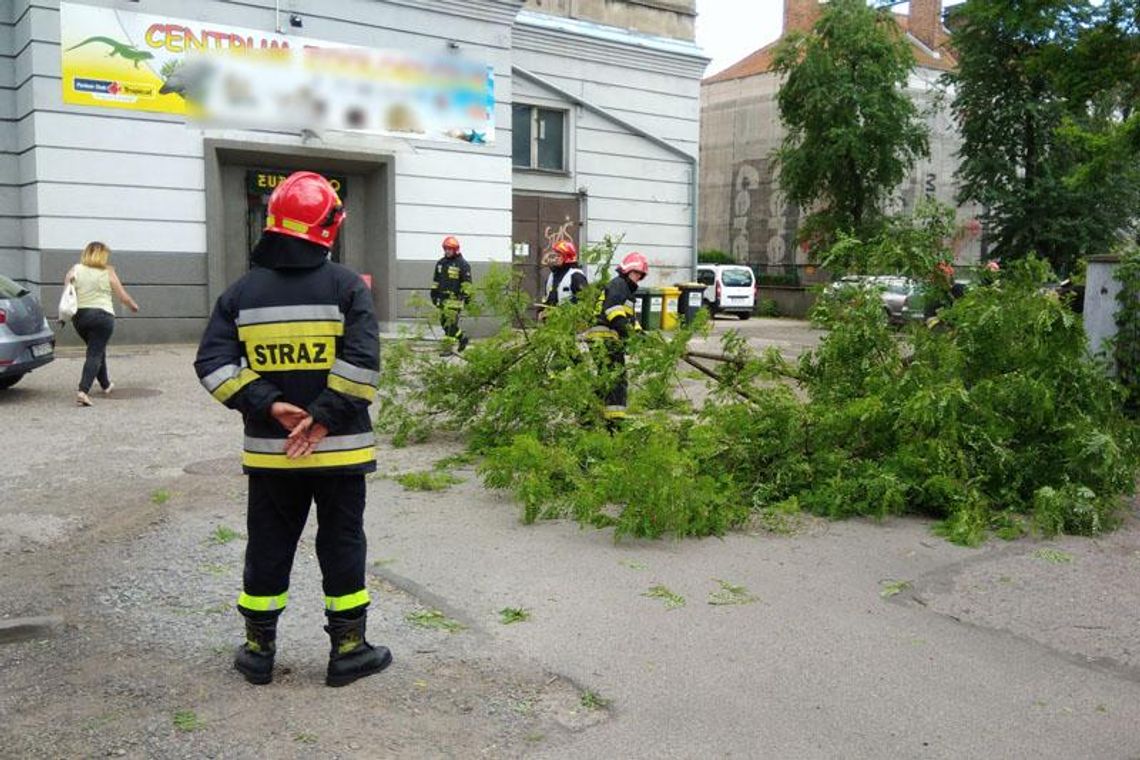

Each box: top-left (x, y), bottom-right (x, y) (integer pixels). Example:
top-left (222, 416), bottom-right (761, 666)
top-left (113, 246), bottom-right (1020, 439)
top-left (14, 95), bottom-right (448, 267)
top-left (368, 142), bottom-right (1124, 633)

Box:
top-left (703, 13), bottom-right (957, 85)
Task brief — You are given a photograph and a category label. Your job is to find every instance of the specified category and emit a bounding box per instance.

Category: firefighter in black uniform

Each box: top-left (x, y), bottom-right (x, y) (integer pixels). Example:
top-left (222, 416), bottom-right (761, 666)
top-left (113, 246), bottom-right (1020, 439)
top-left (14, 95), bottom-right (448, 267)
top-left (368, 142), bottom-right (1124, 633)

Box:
top-left (543, 240), bottom-right (588, 307)
top-left (431, 236), bottom-right (472, 352)
top-left (194, 171), bottom-right (390, 688)
top-left (584, 251), bottom-right (649, 424)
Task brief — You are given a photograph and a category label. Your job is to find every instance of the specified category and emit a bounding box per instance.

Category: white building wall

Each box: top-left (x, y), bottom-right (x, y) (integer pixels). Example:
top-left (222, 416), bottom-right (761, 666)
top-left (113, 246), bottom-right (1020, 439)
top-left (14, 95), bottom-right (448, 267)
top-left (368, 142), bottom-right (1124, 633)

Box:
top-left (14, 0), bottom-right (520, 339)
top-left (511, 12), bottom-right (705, 285)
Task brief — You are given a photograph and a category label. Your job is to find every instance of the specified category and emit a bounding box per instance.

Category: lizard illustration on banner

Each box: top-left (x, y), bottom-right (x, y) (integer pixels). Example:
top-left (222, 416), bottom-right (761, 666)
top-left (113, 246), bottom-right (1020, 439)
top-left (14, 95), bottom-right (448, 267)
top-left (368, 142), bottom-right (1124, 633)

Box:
top-left (67, 36), bottom-right (155, 68)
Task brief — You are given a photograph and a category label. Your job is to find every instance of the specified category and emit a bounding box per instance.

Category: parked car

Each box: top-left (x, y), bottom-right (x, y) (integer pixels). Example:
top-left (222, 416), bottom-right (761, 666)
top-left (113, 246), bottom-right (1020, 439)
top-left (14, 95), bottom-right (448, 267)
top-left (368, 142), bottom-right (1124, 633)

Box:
top-left (696, 264), bottom-right (756, 319)
top-left (825, 275), bottom-right (927, 325)
top-left (0, 273), bottom-right (55, 389)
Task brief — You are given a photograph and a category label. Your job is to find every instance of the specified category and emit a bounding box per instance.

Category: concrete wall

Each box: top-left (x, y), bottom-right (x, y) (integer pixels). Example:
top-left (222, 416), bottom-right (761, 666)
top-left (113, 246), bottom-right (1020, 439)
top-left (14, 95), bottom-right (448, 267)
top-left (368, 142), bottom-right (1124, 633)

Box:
top-left (0, 1), bottom-right (26, 285)
top-left (521, 0), bottom-right (695, 40)
top-left (512, 11), bottom-right (704, 285)
top-left (1085, 255), bottom-right (1121, 365)
top-left (698, 65), bottom-right (983, 276)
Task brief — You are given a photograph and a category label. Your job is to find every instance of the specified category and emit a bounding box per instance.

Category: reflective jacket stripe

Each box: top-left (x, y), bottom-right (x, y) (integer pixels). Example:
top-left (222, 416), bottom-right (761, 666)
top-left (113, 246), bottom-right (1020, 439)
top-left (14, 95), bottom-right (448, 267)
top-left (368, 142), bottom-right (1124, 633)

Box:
top-left (237, 304), bottom-right (343, 325)
top-left (329, 374), bottom-right (376, 401)
top-left (242, 448), bottom-right (375, 470)
top-left (605, 304), bottom-right (634, 321)
top-left (582, 325), bottom-right (619, 341)
top-left (325, 589), bottom-right (370, 612)
top-left (330, 359), bottom-right (379, 386)
top-left (244, 432), bottom-right (375, 454)
top-left (327, 358), bottom-right (379, 401)
top-left (238, 320), bottom-right (345, 341)
top-left (238, 591), bottom-right (288, 612)
top-left (201, 363), bottom-right (261, 403)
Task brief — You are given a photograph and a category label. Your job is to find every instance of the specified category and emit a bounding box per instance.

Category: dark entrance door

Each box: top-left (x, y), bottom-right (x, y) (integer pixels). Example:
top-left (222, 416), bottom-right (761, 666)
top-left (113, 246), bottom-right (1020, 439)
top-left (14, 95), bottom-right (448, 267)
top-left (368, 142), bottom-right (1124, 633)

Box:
top-left (512, 194), bottom-right (581, 303)
top-left (245, 169), bottom-right (348, 266)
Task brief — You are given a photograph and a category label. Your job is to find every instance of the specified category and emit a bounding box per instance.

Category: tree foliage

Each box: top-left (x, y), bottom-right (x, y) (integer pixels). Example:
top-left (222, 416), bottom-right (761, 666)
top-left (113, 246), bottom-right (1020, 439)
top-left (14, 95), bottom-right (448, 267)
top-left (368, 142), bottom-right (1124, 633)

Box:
top-left (376, 224), bottom-right (1138, 546)
top-left (947, 0), bottom-right (1140, 273)
top-left (772, 0), bottom-right (930, 243)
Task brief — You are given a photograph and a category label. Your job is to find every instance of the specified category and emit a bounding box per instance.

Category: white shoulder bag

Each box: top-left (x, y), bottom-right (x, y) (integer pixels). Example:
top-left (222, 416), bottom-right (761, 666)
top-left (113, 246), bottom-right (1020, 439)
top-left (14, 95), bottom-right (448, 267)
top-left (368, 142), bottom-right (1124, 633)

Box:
top-left (58, 269), bottom-right (78, 323)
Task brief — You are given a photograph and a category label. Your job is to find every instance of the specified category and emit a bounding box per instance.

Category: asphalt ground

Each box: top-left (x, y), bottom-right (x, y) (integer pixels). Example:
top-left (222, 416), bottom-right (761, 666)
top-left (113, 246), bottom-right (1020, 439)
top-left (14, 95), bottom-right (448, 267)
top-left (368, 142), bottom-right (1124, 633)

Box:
top-left (1, 318), bottom-right (1139, 758)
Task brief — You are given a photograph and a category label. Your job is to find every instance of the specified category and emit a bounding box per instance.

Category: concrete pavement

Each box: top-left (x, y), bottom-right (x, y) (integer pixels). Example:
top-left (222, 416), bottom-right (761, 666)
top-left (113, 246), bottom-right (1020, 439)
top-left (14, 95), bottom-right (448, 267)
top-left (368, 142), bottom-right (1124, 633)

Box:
top-left (2, 320), bottom-right (1138, 758)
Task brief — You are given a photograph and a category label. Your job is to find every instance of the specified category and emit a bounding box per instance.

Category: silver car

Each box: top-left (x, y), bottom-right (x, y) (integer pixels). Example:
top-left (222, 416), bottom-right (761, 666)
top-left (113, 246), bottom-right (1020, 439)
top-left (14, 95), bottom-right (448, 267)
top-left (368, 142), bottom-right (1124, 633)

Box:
top-left (826, 275), bottom-right (925, 325)
top-left (0, 274), bottom-right (55, 389)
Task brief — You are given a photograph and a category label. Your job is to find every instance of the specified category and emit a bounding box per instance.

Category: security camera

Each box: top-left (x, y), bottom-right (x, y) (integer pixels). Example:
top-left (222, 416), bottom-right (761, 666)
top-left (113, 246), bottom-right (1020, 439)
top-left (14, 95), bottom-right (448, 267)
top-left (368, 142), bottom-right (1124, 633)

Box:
top-left (289, 14), bottom-right (303, 28)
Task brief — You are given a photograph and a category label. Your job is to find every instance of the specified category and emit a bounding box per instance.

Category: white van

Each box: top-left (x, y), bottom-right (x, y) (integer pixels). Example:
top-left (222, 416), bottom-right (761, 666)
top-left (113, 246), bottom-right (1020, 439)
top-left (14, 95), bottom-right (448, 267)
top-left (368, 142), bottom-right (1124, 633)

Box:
top-left (696, 265), bottom-right (756, 319)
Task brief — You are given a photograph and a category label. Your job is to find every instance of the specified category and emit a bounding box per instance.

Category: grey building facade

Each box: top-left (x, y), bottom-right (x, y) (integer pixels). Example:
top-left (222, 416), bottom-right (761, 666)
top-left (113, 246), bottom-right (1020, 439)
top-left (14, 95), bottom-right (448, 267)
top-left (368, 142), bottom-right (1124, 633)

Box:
top-left (2, 0), bottom-right (704, 343)
top-left (698, 0), bottom-right (982, 287)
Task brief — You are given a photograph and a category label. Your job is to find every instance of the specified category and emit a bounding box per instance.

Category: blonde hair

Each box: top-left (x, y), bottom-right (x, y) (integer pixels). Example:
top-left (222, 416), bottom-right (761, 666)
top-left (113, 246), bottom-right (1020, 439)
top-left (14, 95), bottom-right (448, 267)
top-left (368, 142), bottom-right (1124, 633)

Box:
top-left (80, 241), bottom-right (111, 268)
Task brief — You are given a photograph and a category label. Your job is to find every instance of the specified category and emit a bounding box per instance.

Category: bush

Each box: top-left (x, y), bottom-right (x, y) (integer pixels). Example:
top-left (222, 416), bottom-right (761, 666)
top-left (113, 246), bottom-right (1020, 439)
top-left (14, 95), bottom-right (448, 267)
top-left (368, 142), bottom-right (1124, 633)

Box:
top-left (698, 249), bottom-right (735, 265)
top-left (756, 298), bottom-right (781, 317)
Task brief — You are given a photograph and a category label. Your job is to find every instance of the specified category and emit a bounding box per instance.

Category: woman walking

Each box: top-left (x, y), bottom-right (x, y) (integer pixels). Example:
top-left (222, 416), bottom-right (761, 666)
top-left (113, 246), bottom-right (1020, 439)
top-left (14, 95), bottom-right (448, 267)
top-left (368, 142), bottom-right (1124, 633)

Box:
top-left (65, 242), bottom-right (139, 406)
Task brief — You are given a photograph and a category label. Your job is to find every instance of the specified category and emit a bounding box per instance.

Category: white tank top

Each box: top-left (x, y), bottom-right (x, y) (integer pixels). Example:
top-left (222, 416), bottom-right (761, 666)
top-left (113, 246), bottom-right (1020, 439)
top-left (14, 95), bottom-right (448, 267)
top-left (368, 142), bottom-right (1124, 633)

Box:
top-left (73, 264), bottom-right (114, 315)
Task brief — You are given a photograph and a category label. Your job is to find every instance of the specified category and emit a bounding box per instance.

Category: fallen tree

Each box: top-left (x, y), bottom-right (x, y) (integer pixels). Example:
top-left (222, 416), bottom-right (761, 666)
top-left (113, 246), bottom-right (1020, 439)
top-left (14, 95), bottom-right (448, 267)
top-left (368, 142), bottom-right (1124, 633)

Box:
top-left (376, 238), bottom-right (1138, 545)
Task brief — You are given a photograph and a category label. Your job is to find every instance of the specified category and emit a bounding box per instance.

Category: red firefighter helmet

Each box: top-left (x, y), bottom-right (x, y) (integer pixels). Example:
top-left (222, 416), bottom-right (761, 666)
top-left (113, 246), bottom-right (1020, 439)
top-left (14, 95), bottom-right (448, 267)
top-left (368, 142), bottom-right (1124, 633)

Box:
top-left (552, 239), bottom-right (578, 265)
top-left (265, 171), bottom-right (345, 249)
top-left (442, 236), bottom-right (461, 253)
top-left (616, 251), bottom-right (649, 277)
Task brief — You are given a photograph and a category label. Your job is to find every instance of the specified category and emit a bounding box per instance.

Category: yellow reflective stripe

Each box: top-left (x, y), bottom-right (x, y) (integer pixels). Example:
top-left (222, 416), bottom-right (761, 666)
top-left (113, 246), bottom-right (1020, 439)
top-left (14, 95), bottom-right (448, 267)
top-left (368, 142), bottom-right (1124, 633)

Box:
top-left (242, 447), bottom-right (375, 470)
top-left (238, 591), bottom-right (288, 612)
top-left (582, 326), bottom-right (619, 341)
top-left (280, 218), bottom-right (309, 234)
top-left (325, 589), bottom-right (370, 612)
top-left (603, 408), bottom-right (628, 420)
top-left (212, 368), bottom-right (259, 403)
top-left (238, 321), bottom-right (344, 341)
top-left (328, 373), bottom-right (377, 401)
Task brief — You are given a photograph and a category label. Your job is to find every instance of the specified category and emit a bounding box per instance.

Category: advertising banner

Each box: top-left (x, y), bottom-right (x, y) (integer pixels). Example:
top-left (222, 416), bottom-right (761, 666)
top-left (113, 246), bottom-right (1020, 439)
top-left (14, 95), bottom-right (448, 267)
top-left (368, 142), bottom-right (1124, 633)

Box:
top-left (59, 2), bottom-right (496, 144)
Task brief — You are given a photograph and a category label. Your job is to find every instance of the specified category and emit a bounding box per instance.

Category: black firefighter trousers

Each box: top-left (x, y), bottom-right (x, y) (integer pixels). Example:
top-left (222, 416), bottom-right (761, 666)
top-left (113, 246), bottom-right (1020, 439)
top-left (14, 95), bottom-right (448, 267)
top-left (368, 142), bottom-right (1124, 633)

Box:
top-left (239, 473), bottom-right (368, 620)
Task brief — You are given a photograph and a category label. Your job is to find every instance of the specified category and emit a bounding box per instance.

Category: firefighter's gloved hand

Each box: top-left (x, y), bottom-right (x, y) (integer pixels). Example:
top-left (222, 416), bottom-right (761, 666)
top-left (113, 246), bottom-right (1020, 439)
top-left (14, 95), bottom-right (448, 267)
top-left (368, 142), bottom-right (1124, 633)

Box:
top-left (271, 401), bottom-right (310, 431)
top-left (285, 417), bottom-right (329, 459)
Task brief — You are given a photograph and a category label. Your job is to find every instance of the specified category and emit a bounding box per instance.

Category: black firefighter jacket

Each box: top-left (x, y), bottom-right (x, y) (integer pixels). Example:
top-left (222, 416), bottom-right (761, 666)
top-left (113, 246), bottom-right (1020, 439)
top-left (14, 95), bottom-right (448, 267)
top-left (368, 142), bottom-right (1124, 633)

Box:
top-left (430, 254), bottom-right (472, 307)
top-left (194, 233), bottom-right (379, 475)
top-left (594, 273), bottom-right (640, 339)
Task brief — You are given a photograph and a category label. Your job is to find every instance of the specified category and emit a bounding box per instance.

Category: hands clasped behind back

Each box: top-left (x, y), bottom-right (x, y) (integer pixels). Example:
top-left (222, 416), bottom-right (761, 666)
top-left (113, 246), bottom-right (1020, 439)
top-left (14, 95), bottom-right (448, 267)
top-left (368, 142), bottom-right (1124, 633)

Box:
top-left (270, 401), bottom-right (329, 459)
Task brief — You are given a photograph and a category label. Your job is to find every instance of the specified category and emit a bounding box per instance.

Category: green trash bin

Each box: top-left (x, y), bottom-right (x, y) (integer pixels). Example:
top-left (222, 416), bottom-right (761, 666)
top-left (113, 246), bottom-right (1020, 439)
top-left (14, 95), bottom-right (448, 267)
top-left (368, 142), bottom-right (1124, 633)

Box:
top-left (643, 287), bottom-right (664, 330)
top-left (633, 290), bottom-right (651, 331)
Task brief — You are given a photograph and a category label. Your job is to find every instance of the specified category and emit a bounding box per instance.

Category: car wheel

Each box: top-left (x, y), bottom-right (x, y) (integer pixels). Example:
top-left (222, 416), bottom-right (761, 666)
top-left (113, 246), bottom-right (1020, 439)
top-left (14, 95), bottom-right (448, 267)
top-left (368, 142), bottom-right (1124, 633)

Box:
top-left (737, 312), bottom-right (751, 320)
top-left (0, 374), bottom-right (24, 389)
top-left (703, 300), bottom-right (717, 318)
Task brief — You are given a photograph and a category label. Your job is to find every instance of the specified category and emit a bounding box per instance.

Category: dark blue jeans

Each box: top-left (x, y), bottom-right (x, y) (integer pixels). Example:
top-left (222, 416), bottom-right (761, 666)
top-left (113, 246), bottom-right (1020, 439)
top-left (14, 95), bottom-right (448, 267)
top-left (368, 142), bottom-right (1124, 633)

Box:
top-left (72, 308), bottom-right (115, 393)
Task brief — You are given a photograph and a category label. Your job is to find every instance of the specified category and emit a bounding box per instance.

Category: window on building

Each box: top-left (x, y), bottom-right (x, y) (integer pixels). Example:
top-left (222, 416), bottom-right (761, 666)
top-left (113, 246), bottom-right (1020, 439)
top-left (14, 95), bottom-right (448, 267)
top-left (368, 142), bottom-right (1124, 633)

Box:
top-left (512, 104), bottom-right (566, 172)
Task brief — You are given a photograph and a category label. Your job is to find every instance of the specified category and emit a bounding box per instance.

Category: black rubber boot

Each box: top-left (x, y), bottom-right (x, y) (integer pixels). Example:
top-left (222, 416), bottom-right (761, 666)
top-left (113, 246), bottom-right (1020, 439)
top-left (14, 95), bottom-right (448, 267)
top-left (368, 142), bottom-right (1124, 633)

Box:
top-left (233, 616), bottom-right (277, 685)
top-left (324, 612), bottom-right (392, 687)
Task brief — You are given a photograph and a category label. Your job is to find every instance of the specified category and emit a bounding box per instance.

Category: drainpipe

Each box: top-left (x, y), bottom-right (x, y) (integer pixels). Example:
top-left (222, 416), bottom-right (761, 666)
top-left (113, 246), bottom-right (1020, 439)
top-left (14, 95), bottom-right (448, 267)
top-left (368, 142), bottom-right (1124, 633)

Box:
top-left (511, 66), bottom-right (700, 281)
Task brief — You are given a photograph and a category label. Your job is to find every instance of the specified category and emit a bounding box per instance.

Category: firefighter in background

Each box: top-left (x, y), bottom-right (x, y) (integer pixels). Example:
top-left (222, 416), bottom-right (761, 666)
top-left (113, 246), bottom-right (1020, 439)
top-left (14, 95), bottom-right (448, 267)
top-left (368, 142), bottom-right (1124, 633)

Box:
top-left (584, 252), bottom-right (649, 424)
top-left (431, 236), bottom-right (473, 352)
top-left (194, 171), bottom-right (391, 688)
top-left (543, 239), bottom-right (588, 307)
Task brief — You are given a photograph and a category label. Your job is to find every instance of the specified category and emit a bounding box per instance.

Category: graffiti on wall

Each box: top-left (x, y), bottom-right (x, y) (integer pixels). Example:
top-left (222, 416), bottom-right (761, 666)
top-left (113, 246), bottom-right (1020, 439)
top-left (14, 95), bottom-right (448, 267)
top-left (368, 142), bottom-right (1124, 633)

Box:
top-left (730, 160), bottom-right (800, 272)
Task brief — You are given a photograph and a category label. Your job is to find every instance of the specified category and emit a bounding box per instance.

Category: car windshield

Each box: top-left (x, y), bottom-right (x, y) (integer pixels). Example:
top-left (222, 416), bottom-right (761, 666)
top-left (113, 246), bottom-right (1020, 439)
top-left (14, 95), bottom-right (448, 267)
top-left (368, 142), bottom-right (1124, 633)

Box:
top-left (721, 268), bottom-right (753, 287)
top-left (0, 274), bottom-right (29, 298)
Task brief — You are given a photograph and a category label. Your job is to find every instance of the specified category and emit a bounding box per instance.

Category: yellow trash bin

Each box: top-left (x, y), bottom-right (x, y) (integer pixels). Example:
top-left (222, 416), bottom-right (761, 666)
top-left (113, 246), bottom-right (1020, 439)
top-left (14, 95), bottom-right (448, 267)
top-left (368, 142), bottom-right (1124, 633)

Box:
top-left (660, 286), bottom-right (681, 331)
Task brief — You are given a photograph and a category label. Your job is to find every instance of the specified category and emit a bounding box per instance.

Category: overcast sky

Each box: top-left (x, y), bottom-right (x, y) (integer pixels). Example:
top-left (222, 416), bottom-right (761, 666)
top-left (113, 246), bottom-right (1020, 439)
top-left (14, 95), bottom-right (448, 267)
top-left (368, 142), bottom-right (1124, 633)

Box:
top-left (695, 1), bottom-right (964, 79)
